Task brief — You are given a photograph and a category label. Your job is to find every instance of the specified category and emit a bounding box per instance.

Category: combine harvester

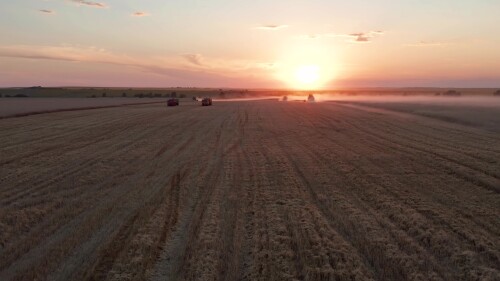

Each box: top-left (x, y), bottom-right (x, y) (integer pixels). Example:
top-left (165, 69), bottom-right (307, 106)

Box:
top-left (307, 94), bottom-right (315, 102)
top-left (201, 97), bottom-right (213, 106)
top-left (167, 98), bottom-right (179, 106)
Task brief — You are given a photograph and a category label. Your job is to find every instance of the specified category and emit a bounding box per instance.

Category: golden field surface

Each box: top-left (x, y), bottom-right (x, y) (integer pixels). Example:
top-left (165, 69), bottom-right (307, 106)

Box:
top-left (0, 100), bottom-right (499, 281)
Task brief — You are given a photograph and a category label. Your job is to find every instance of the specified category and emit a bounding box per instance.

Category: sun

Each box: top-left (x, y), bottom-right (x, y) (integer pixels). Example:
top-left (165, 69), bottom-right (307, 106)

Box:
top-left (295, 65), bottom-right (320, 85)
top-left (274, 43), bottom-right (338, 89)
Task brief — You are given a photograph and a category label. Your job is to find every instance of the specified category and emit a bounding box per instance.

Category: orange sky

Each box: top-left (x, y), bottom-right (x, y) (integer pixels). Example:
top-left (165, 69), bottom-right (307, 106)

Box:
top-left (1, 0), bottom-right (499, 88)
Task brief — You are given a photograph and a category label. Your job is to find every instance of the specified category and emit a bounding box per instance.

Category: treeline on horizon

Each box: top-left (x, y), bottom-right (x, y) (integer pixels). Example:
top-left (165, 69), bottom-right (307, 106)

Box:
top-left (0, 86), bottom-right (499, 98)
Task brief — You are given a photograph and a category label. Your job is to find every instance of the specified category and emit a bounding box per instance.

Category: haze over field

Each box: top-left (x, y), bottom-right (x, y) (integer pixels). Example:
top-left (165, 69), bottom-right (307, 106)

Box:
top-left (1, 0), bottom-right (500, 88)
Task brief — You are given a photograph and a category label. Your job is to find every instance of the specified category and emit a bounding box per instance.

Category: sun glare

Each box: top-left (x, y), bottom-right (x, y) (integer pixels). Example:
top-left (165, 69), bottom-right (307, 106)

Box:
top-left (275, 43), bottom-right (337, 90)
top-left (295, 65), bottom-right (320, 85)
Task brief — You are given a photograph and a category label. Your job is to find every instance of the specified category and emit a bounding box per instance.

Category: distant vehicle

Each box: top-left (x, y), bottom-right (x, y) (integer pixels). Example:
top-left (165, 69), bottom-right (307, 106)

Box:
top-left (201, 97), bottom-right (212, 106)
top-left (307, 94), bottom-right (315, 102)
top-left (167, 98), bottom-right (179, 106)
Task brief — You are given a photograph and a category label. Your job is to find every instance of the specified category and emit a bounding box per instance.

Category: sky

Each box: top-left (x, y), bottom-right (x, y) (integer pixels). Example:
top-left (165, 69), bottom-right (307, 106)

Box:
top-left (1, 0), bottom-right (499, 89)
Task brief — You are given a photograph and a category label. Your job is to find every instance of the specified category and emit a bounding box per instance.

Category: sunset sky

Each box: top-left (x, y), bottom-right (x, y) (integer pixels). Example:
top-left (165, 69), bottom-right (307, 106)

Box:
top-left (1, 0), bottom-right (499, 89)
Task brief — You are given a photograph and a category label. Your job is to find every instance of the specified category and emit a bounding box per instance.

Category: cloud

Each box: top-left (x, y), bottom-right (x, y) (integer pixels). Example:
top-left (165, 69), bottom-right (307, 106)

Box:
top-left (348, 33), bottom-right (370, 42)
top-left (296, 33), bottom-right (330, 39)
top-left (347, 31), bottom-right (384, 43)
top-left (0, 45), bottom-right (275, 81)
top-left (182, 54), bottom-right (204, 66)
top-left (255, 24), bottom-right (288, 30)
top-left (299, 30), bottom-right (384, 43)
top-left (70, 0), bottom-right (107, 8)
top-left (0, 45), bottom-right (204, 80)
top-left (405, 41), bottom-right (447, 47)
top-left (0, 45), bottom-right (117, 64)
top-left (132, 12), bottom-right (149, 17)
top-left (38, 9), bottom-right (55, 14)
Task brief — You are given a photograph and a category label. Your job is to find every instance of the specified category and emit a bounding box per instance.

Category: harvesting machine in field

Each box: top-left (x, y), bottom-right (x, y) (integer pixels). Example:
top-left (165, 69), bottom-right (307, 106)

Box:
top-left (201, 97), bottom-right (213, 106)
top-left (307, 94), bottom-right (315, 102)
top-left (167, 98), bottom-right (179, 106)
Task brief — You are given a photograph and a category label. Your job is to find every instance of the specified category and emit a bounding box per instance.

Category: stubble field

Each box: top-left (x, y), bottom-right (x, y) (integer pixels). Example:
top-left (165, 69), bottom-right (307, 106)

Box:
top-left (0, 100), bottom-right (499, 281)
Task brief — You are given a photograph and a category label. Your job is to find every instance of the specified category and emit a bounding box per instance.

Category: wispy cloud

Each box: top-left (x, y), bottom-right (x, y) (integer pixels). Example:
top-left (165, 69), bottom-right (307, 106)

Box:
top-left (182, 54), bottom-right (204, 66)
top-left (349, 33), bottom-right (369, 42)
top-left (0, 45), bottom-right (203, 80)
top-left (38, 9), bottom-right (55, 14)
top-left (296, 33), bottom-right (327, 40)
top-left (345, 31), bottom-right (384, 43)
top-left (70, 0), bottom-right (107, 8)
top-left (255, 24), bottom-right (288, 30)
top-left (299, 30), bottom-right (384, 43)
top-left (405, 41), bottom-right (448, 47)
top-left (0, 45), bottom-right (274, 80)
top-left (132, 12), bottom-right (149, 17)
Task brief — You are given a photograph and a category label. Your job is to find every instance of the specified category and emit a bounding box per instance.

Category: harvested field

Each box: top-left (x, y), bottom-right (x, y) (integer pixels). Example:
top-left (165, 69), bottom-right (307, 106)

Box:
top-left (0, 98), bottom-right (166, 118)
top-left (0, 100), bottom-right (499, 281)
top-left (337, 96), bottom-right (500, 133)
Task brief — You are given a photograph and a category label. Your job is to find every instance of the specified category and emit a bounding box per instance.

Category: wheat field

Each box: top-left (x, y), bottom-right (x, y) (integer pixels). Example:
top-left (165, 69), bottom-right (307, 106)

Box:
top-left (0, 100), bottom-right (499, 281)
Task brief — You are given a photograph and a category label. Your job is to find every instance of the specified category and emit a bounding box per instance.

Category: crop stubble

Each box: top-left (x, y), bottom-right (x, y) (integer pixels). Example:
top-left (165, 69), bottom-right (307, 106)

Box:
top-left (0, 101), bottom-right (498, 281)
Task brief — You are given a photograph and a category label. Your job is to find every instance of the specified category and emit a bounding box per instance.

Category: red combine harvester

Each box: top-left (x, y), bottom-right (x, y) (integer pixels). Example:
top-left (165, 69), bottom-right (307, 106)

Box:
top-left (201, 97), bottom-right (212, 106)
top-left (307, 94), bottom-right (315, 102)
top-left (167, 98), bottom-right (179, 106)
